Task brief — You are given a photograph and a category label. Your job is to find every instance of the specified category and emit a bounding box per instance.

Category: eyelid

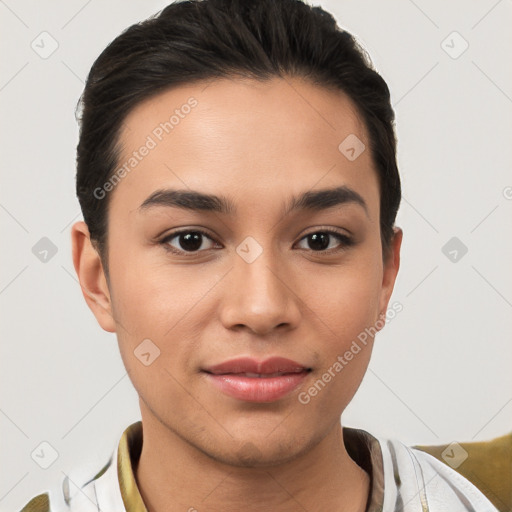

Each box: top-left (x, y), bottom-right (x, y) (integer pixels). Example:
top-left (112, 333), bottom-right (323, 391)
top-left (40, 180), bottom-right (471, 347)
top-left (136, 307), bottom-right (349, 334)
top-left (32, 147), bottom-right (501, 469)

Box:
top-left (299, 225), bottom-right (352, 239)
top-left (159, 227), bottom-right (215, 241)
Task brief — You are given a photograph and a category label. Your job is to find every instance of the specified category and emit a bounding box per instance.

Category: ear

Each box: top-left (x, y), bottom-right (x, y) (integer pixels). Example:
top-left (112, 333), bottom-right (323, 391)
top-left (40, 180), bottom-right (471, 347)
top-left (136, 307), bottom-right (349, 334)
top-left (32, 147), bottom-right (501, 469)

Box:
top-left (71, 221), bottom-right (116, 333)
top-left (377, 227), bottom-right (403, 327)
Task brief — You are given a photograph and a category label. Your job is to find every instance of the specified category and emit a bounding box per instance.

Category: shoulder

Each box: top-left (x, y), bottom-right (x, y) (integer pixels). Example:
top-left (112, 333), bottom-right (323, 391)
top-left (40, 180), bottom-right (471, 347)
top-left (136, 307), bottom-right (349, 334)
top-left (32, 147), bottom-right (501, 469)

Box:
top-left (17, 421), bottom-right (142, 512)
top-left (413, 432), bottom-right (512, 512)
top-left (379, 436), bottom-right (500, 511)
top-left (17, 457), bottom-right (114, 512)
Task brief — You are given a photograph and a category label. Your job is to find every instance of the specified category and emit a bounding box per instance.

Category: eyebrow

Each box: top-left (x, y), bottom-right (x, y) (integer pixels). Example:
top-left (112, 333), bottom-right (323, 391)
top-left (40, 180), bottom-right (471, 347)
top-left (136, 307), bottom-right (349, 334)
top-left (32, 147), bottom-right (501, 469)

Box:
top-left (138, 185), bottom-right (368, 217)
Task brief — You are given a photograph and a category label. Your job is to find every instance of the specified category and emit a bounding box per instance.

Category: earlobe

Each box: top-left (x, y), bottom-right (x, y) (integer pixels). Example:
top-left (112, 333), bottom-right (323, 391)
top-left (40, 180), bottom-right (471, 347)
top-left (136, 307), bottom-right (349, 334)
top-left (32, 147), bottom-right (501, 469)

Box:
top-left (378, 227), bottom-right (403, 325)
top-left (70, 221), bottom-right (116, 333)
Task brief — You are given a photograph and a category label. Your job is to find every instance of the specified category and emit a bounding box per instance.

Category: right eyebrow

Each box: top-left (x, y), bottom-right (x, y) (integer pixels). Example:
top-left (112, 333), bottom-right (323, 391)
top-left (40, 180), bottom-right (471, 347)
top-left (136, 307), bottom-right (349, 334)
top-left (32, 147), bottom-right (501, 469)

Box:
top-left (138, 188), bottom-right (235, 215)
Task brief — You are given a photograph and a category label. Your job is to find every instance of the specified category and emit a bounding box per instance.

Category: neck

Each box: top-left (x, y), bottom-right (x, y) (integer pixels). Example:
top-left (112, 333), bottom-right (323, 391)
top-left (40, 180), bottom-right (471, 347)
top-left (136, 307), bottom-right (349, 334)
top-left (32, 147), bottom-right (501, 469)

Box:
top-left (134, 412), bottom-right (370, 512)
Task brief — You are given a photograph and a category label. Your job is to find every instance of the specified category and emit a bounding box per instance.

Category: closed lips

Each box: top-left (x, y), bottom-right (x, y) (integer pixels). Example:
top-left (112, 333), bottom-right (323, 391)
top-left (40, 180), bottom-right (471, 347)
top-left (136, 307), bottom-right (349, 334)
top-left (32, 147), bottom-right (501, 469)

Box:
top-left (209, 370), bottom-right (311, 378)
top-left (202, 356), bottom-right (312, 376)
top-left (202, 357), bottom-right (312, 402)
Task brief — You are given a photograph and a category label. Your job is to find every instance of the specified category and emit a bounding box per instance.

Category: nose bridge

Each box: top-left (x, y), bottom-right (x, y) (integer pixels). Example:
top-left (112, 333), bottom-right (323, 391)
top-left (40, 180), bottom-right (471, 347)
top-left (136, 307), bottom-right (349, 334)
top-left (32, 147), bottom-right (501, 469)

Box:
top-left (220, 235), bottom-right (299, 334)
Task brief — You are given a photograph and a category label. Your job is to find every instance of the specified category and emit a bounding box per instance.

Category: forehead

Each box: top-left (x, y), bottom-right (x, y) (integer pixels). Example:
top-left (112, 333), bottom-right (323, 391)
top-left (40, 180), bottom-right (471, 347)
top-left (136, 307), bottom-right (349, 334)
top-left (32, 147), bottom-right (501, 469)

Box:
top-left (110, 76), bottom-right (379, 217)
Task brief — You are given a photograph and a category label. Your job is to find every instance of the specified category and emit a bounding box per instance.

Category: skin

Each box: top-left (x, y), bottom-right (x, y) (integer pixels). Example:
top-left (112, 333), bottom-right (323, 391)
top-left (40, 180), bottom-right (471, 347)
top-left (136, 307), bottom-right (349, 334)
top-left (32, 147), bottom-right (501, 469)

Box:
top-left (71, 75), bottom-right (402, 512)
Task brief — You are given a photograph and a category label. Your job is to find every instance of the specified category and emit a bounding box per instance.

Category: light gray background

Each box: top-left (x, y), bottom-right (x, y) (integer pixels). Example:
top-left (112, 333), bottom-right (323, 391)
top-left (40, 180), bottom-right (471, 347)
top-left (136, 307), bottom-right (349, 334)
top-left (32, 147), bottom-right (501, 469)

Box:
top-left (1, 0), bottom-right (511, 510)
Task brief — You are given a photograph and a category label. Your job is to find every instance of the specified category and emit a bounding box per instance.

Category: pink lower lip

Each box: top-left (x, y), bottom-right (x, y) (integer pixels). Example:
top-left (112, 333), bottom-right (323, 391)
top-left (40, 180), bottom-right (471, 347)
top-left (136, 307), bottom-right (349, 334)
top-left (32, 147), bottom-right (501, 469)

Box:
top-left (203, 371), bottom-right (310, 402)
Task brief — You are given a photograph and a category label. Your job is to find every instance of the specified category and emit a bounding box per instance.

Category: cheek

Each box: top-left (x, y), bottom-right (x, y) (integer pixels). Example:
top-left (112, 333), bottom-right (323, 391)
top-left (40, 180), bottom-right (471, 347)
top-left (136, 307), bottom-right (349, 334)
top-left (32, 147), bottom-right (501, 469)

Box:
top-left (302, 273), bottom-right (380, 410)
top-left (107, 240), bottom-right (180, 326)
top-left (108, 249), bottom-right (216, 374)
top-left (308, 258), bottom-right (383, 341)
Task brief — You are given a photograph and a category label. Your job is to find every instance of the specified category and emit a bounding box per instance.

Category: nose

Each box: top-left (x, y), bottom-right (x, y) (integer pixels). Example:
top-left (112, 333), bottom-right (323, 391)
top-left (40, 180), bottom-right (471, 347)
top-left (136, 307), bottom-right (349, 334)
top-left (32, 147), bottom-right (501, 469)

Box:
top-left (219, 245), bottom-right (301, 336)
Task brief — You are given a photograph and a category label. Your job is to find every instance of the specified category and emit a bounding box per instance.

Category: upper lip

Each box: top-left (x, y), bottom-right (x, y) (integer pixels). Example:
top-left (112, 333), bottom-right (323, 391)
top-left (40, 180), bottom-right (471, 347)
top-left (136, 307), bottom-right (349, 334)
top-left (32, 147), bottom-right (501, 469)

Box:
top-left (203, 357), bottom-right (311, 375)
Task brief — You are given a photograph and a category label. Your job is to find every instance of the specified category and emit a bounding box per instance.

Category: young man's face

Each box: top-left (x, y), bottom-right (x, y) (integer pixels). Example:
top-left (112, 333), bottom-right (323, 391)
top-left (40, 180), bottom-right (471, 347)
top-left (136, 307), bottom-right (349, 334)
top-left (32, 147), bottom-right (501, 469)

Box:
top-left (72, 76), bottom-right (401, 467)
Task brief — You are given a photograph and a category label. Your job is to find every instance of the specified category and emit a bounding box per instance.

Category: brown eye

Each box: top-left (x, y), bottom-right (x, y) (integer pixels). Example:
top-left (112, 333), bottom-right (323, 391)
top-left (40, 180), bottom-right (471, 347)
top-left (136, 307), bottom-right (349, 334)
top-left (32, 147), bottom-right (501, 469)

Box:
top-left (296, 230), bottom-right (353, 253)
top-left (161, 229), bottom-right (218, 254)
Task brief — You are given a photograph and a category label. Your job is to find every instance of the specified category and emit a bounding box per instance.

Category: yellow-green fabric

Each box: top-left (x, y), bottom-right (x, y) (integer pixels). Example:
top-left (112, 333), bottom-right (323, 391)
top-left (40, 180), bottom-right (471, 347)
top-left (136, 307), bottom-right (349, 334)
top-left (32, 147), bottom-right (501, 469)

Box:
top-left (19, 493), bottom-right (50, 512)
top-left (414, 432), bottom-right (512, 512)
top-left (118, 421), bottom-right (148, 512)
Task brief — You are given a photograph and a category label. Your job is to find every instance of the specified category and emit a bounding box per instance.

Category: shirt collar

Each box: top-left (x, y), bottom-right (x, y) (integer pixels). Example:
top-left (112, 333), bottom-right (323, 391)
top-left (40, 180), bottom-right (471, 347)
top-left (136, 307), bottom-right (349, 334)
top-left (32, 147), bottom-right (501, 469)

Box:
top-left (343, 425), bottom-right (385, 512)
top-left (116, 421), bottom-right (385, 512)
top-left (117, 421), bottom-right (147, 512)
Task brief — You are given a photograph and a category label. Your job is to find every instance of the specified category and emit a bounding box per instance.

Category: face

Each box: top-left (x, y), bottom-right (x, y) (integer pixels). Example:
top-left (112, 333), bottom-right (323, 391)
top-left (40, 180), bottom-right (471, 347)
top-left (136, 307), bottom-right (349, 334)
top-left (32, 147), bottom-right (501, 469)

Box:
top-left (73, 76), bottom-right (401, 467)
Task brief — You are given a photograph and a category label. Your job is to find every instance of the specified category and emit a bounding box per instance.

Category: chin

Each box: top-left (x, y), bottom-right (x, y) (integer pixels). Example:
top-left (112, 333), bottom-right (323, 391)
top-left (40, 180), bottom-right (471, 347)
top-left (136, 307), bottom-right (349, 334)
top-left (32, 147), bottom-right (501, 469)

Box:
top-left (201, 432), bottom-right (315, 469)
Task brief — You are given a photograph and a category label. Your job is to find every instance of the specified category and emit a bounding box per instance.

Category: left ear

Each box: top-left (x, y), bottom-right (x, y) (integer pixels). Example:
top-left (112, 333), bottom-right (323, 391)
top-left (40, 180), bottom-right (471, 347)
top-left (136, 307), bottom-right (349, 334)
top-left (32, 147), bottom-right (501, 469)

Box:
top-left (377, 227), bottom-right (403, 324)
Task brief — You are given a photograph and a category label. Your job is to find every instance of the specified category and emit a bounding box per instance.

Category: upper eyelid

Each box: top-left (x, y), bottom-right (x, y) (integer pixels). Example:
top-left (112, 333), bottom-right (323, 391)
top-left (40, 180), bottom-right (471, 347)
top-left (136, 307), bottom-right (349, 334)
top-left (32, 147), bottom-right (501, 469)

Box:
top-left (161, 228), bottom-right (216, 243)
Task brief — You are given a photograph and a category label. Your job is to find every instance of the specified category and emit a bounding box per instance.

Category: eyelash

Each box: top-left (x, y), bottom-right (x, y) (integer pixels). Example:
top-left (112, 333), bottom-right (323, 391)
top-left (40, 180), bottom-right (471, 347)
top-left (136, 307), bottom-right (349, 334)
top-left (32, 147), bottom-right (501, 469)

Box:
top-left (159, 228), bottom-right (354, 256)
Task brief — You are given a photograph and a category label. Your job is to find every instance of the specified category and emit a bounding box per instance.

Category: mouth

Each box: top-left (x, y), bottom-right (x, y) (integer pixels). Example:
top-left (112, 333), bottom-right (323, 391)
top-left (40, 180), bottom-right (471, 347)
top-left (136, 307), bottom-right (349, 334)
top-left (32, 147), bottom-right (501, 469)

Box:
top-left (205, 371), bottom-right (310, 378)
top-left (202, 356), bottom-right (312, 376)
top-left (201, 357), bottom-right (312, 402)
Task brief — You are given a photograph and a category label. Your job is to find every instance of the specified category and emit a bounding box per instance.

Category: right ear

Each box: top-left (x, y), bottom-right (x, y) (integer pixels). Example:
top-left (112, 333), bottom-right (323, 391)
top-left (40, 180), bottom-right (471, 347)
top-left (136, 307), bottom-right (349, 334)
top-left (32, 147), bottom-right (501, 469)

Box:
top-left (71, 221), bottom-right (116, 333)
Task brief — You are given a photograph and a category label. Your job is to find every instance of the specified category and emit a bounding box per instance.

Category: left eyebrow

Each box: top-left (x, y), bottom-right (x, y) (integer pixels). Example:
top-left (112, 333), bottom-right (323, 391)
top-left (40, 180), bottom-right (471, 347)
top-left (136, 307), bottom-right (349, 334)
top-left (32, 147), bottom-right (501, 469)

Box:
top-left (283, 185), bottom-right (369, 218)
top-left (138, 185), bottom-right (369, 217)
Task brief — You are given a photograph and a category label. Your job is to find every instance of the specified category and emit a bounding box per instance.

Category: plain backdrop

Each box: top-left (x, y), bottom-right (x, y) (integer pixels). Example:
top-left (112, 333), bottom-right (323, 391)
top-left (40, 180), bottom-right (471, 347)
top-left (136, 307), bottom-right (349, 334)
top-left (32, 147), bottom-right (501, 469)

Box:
top-left (1, 0), bottom-right (511, 510)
